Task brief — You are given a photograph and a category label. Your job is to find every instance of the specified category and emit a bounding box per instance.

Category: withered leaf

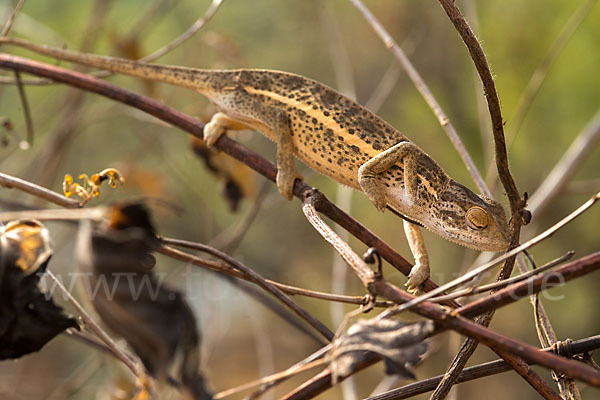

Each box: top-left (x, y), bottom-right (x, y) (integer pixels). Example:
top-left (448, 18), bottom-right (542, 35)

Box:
top-left (77, 203), bottom-right (211, 399)
top-left (0, 220), bottom-right (78, 359)
top-left (330, 318), bottom-right (434, 383)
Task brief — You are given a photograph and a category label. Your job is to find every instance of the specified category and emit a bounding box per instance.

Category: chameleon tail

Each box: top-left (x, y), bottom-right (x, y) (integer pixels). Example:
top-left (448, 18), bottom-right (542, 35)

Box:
top-left (0, 37), bottom-right (221, 94)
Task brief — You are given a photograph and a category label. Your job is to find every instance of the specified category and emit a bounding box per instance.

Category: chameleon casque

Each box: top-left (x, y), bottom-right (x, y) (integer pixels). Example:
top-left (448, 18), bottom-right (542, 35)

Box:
top-left (0, 38), bottom-right (510, 292)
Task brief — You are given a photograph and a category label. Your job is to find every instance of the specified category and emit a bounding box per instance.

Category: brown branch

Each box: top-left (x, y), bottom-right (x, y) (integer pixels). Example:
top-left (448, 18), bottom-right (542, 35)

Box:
top-left (437, 0), bottom-right (522, 215)
top-left (283, 252), bottom-right (600, 398)
top-left (378, 282), bottom-right (600, 384)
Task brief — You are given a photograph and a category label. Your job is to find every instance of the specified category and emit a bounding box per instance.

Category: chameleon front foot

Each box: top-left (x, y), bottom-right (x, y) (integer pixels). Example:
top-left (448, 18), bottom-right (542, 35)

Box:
top-left (358, 141), bottom-right (421, 211)
top-left (403, 220), bottom-right (430, 294)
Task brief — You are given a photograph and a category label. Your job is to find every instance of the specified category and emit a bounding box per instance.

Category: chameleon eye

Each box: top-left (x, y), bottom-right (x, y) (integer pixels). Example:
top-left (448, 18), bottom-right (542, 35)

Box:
top-left (466, 207), bottom-right (489, 230)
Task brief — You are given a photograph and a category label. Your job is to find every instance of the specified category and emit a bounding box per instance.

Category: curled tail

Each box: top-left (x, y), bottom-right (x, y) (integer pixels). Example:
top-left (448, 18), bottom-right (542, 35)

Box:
top-left (0, 37), bottom-right (222, 94)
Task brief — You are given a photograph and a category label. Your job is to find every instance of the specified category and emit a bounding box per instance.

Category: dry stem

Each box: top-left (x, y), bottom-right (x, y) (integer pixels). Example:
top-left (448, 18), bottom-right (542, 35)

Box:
top-left (0, 172), bottom-right (81, 208)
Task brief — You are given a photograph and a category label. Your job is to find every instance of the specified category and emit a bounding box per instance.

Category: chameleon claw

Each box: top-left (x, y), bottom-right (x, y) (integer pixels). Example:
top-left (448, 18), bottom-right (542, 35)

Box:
top-left (405, 261), bottom-right (430, 294)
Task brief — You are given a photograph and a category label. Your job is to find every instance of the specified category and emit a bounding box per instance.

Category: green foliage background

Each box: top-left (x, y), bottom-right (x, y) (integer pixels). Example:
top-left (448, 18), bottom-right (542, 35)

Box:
top-left (0, 0), bottom-right (599, 399)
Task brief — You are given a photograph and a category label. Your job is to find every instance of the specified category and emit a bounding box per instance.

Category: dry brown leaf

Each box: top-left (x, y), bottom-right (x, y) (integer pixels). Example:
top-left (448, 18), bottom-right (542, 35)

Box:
top-left (330, 318), bottom-right (433, 383)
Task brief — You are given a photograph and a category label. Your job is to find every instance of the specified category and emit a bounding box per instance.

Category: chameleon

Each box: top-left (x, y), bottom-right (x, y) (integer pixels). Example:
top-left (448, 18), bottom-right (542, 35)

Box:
top-left (0, 38), bottom-right (510, 292)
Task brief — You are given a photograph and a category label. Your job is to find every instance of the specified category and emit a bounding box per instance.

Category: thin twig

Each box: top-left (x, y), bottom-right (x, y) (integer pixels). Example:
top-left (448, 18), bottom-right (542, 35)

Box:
top-left (429, 251), bottom-right (574, 303)
top-left (507, 0), bottom-right (598, 146)
top-left (64, 329), bottom-right (183, 389)
top-left (208, 181), bottom-right (269, 252)
top-left (0, 0), bottom-right (223, 84)
top-left (366, 335), bottom-right (600, 400)
top-left (528, 108), bottom-right (600, 217)
top-left (138, 0), bottom-right (224, 63)
top-left (0, 0), bottom-right (25, 37)
top-left (348, 0), bottom-right (491, 197)
top-left (243, 345), bottom-right (334, 399)
top-left (0, 207), bottom-right (105, 222)
top-left (158, 243), bottom-right (335, 341)
top-left (437, 0), bottom-right (522, 215)
top-left (45, 270), bottom-right (148, 381)
top-left (216, 346), bottom-right (331, 399)
top-left (520, 252), bottom-right (582, 399)
top-left (160, 237), bottom-right (392, 307)
top-left (0, 171), bottom-right (81, 208)
top-left (13, 70), bottom-right (34, 148)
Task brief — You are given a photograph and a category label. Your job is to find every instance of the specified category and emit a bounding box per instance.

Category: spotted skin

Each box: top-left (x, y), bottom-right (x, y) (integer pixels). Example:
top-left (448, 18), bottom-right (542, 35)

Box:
top-left (1, 38), bottom-right (511, 291)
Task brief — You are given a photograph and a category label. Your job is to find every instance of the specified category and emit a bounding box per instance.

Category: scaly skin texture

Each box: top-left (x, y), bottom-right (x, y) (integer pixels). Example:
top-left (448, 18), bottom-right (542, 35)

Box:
top-left (0, 38), bottom-right (511, 291)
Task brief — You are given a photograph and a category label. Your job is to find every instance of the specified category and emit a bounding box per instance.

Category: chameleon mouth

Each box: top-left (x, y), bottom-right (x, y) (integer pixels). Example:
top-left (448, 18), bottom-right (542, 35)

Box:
top-left (419, 220), bottom-right (508, 253)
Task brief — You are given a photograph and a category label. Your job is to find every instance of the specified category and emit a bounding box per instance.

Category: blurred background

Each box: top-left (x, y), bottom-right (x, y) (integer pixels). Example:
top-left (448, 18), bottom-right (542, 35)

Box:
top-left (0, 0), bottom-right (599, 399)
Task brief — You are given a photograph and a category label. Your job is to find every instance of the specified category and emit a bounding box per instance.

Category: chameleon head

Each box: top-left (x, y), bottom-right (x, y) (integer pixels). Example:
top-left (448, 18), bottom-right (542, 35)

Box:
top-left (426, 182), bottom-right (511, 252)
